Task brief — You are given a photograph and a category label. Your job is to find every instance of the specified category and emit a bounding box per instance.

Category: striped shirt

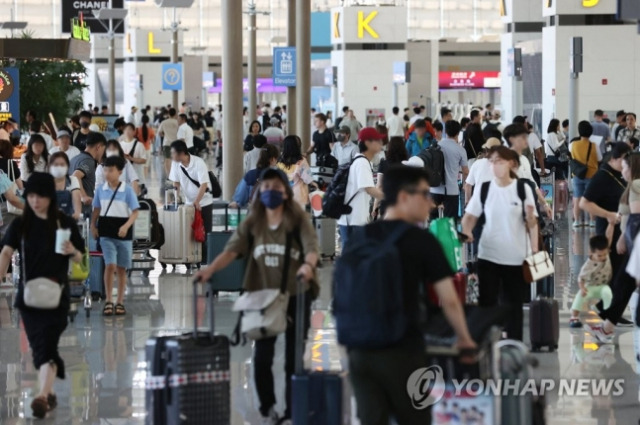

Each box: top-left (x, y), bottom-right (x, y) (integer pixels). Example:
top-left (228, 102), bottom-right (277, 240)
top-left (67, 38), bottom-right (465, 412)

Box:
top-left (92, 182), bottom-right (140, 218)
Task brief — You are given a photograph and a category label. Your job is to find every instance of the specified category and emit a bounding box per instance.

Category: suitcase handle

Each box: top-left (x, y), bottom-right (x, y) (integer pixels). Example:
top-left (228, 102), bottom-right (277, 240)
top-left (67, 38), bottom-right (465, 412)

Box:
top-left (192, 279), bottom-right (215, 340)
top-left (294, 275), bottom-right (306, 375)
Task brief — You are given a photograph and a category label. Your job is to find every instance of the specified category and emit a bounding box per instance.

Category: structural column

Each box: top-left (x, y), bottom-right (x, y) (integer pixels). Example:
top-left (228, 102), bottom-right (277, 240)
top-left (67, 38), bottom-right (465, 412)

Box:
top-left (248, 2), bottom-right (258, 124)
top-left (171, 8), bottom-right (179, 109)
top-left (108, 36), bottom-right (115, 114)
top-left (286, 0), bottom-right (296, 136)
top-left (295, 0), bottom-right (310, 150)
top-left (222, 0), bottom-right (244, 199)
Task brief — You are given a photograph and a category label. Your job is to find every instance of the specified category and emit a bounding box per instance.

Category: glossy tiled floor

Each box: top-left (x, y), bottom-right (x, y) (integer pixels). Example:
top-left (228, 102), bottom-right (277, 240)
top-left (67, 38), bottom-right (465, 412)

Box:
top-left (0, 155), bottom-right (639, 424)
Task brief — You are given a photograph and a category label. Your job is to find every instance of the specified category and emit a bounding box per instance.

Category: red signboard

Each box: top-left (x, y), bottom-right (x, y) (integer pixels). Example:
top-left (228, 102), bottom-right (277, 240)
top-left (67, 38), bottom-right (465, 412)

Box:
top-left (439, 71), bottom-right (501, 89)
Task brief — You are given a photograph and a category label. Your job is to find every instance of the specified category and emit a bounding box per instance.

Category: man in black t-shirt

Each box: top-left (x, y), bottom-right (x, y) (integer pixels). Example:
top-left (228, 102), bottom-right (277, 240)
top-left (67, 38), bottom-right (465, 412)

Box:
top-left (347, 165), bottom-right (476, 425)
top-left (307, 112), bottom-right (335, 158)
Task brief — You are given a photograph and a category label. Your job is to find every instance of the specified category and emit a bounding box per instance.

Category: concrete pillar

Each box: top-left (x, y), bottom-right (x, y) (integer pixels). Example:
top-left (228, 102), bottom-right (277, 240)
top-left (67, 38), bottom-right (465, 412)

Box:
top-left (248, 4), bottom-right (258, 124)
top-left (222, 0), bottom-right (244, 199)
top-left (171, 8), bottom-right (179, 109)
top-left (286, 0), bottom-right (296, 135)
top-left (295, 0), bottom-right (310, 149)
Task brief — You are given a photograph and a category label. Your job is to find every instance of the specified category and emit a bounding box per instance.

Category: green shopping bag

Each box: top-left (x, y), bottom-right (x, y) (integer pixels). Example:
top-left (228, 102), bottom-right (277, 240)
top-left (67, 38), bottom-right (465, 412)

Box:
top-left (429, 217), bottom-right (463, 272)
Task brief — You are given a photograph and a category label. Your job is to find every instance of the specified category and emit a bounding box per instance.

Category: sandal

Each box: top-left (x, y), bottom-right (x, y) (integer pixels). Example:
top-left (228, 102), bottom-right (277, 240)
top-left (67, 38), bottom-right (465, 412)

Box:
top-left (31, 396), bottom-right (49, 419)
top-left (114, 303), bottom-right (126, 316)
top-left (103, 302), bottom-right (114, 316)
top-left (47, 393), bottom-right (57, 411)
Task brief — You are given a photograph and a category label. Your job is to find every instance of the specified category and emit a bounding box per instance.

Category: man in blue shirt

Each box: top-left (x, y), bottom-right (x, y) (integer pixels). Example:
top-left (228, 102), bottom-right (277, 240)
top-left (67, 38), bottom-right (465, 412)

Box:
top-left (405, 119), bottom-right (432, 157)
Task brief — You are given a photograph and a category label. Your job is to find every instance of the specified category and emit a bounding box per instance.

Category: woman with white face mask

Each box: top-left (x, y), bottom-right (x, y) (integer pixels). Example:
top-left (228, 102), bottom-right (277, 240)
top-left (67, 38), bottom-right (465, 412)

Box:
top-left (49, 152), bottom-right (82, 220)
top-left (94, 139), bottom-right (140, 195)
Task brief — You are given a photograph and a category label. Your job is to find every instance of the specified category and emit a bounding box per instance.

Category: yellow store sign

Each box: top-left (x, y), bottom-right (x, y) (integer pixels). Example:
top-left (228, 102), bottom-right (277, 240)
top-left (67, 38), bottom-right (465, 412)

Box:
top-left (582, 0), bottom-right (600, 7)
top-left (357, 11), bottom-right (379, 39)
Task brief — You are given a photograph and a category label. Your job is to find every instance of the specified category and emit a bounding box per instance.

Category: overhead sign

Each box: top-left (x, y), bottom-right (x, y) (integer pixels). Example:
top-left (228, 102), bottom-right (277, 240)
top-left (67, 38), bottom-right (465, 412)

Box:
top-left (207, 78), bottom-right (287, 94)
top-left (439, 71), bottom-right (501, 89)
top-left (162, 63), bottom-right (183, 90)
top-left (0, 68), bottom-right (19, 125)
top-left (331, 6), bottom-right (406, 45)
top-left (273, 47), bottom-right (297, 87)
top-left (62, 0), bottom-right (125, 34)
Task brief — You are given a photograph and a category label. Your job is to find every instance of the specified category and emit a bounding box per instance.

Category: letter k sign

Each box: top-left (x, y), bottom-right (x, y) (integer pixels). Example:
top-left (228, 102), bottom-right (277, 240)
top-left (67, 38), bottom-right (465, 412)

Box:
top-left (357, 11), bottom-right (379, 39)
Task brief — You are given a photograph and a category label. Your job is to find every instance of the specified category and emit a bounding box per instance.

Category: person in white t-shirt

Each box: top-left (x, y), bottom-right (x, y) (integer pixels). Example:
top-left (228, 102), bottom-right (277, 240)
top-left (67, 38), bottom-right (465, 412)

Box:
top-left (49, 130), bottom-right (81, 161)
top-left (386, 106), bottom-right (405, 138)
top-left (119, 123), bottom-right (147, 181)
top-left (338, 127), bottom-right (384, 250)
top-left (169, 140), bottom-right (215, 264)
top-left (177, 113), bottom-right (195, 152)
top-left (462, 145), bottom-right (539, 341)
top-left (464, 137), bottom-right (502, 206)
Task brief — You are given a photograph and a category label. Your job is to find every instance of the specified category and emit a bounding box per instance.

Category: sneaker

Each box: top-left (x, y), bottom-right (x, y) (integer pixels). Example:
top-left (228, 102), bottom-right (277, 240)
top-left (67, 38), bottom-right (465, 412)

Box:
top-left (616, 317), bottom-right (634, 328)
top-left (572, 221), bottom-right (581, 229)
top-left (261, 407), bottom-right (279, 425)
top-left (587, 323), bottom-right (614, 343)
top-left (569, 318), bottom-right (583, 328)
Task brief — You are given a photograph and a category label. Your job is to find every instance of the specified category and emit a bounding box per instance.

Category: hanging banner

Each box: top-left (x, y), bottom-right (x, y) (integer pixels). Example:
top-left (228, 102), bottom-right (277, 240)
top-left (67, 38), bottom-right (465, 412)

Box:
top-left (0, 68), bottom-right (20, 125)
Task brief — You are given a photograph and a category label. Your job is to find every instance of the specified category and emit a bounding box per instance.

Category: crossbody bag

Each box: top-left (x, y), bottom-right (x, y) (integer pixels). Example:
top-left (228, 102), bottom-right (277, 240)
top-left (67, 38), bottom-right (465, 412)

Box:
top-left (21, 223), bottom-right (63, 309)
top-left (97, 183), bottom-right (132, 240)
top-left (571, 141), bottom-right (592, 179)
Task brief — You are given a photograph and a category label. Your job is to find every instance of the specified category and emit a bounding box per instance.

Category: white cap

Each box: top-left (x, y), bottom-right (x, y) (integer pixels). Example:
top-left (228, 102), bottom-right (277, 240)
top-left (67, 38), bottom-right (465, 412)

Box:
top-left (89, 124), bottom-right (100, 132)
top-left (402, 156), bottom-right (425, 168)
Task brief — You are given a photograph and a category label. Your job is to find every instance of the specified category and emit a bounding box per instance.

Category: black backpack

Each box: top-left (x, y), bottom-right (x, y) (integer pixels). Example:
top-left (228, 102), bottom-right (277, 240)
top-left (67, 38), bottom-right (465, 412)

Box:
top-left (417, 142), bottom-right (445, 187)
top-left (322, 156), bottom-right (367, 219)
top-left (480, 178), bottom-right (544, 229)
top-left (483, 122), bottom-right (502, 140)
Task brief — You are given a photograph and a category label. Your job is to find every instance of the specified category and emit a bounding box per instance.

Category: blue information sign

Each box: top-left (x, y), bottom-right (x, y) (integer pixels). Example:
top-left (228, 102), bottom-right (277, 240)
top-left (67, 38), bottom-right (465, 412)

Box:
top-left (0, 68), bottom-right (20, 126)
top-left (273, 47), bottom-right (297, 87)
top-left (162, 63), bottom-right (183, 91)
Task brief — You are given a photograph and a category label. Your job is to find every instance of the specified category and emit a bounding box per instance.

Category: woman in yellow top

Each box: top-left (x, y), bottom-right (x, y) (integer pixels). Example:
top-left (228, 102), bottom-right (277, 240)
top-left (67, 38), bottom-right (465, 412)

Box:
top-left (570, 121), bottom-right (602, 228)
top-left (277, 135), bottom-right (315, 208)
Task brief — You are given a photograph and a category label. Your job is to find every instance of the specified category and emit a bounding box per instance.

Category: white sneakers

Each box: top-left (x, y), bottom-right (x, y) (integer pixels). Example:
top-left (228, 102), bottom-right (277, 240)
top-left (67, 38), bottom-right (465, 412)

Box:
top-left (586, 323), bottom-right (614, 344)
top-left (260, 407), bottom-right (279, 425)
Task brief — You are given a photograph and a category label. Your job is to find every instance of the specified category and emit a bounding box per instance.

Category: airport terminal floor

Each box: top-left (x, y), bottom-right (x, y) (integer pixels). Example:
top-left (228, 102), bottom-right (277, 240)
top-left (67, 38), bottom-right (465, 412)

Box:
top-left (0, 156), bottom-right (639, 425)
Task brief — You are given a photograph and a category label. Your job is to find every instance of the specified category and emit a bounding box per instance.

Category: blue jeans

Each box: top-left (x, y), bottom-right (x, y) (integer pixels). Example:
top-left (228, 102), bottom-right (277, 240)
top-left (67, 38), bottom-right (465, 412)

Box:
top-left (99, 237), bottom-right (133, 269)
top-left (572, 177), bottom-right (590, 198)
top-left (339, 225), bottom-right (354, 252)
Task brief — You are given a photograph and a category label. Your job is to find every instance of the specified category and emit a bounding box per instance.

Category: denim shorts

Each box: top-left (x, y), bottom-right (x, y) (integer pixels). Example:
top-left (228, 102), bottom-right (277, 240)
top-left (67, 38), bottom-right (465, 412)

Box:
top-left (572, 177), bottom-right (591, 198)
top-left (99, 237), bottom-right (133, 269)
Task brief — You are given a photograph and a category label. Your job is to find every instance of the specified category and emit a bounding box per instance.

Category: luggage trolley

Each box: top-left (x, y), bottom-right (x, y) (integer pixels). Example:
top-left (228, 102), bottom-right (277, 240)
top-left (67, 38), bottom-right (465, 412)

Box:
top-left (69, 218), bottom-right (92, 322)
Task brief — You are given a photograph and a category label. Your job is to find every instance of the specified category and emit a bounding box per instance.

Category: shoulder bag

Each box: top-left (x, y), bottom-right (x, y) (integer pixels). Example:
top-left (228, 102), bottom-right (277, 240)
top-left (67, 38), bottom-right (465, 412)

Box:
top-left (520, 180), bottom-right (554, 282)
top-left (231, 228), bottom-right (301, 344)
top-left (6, 162), bottom-right (23, 216)
top-left (570, 140), bottom-right (592, 179)
top-left (21, 225), bottom-right (63, 309)
top-left (549, 135), bottom-right (570, 163)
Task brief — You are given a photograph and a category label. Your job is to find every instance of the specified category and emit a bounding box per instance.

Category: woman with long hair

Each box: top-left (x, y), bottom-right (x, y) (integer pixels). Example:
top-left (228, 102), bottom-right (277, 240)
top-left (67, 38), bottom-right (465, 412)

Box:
top-left (195, 168), bottom-right (318, 424)
top-left (373, 136), bottom-right (408, 218)
top-left (95, 140), bottom-right (141, 195)
top-left (20, 134), bottom-right (49, 182)
top-left (244, 120), bottom-right (262, 152)
top-left (49, 152), bottom-right (82, 220)
top-left (544, 118), bottom-right (569, 180)
top-left (230, 144), bottom-right (280, 208)
top-left (462, 146), bottom-right (539, 341)
top-left (136, 114), bottom-right (155, 153)
top-left (277, 135), bottom-right (315, 208)
top-left (0, 172), bottom-right (84, 418)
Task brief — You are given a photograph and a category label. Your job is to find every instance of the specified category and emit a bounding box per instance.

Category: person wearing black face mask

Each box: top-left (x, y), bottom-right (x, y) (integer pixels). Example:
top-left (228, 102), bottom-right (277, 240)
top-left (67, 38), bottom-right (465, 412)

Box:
top-left (73, 110), bottom-right (94, 151)
top-left (195, 168), bottom-right (319, 424)
top-left (331, 125), bottom-right (358, 166)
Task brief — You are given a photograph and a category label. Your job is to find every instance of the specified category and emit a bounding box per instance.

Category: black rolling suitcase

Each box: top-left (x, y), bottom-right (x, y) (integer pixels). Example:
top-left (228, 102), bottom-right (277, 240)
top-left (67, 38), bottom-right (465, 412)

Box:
top-left (145, 280), bottom-right (231, 425)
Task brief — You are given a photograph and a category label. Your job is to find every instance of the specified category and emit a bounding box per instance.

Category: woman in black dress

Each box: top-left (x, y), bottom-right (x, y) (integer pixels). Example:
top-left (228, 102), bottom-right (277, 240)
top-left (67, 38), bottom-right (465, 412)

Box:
top-left (0, 172), bottom-right (84, 418)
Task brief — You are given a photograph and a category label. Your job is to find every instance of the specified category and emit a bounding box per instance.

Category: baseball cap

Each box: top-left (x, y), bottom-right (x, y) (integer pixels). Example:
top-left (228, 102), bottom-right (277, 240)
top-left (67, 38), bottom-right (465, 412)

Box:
top-left (335, 125), bottom-right (351, 134)
top-left (512, 115), bottom-right (527, 124)
top-left (56, 130), bottom-right (71, 138)
top-left (358, 127), bottom-right (384, 142)
top-left (401, 156), bottom-right (425, 168)
top-left (482, 137), bottom-right (502, 149)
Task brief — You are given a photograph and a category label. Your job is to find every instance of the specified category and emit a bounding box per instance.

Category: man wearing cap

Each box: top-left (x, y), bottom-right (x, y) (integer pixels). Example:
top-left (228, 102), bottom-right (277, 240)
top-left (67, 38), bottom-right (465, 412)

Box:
top-left (338, 127), bottom-right (384, 249)
top-left (331, 126), bottom-right (357, 166)
top-left (263, 116), bottom-right (285, 151)
top-left (49, 130), bottom-right (81, 161)
top-left (308, 113), bottom-right (336, 159)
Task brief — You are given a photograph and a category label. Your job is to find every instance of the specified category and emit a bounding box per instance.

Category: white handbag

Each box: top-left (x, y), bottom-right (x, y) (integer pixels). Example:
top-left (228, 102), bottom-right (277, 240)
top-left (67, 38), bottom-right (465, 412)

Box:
top-left (231, 230), bottom-right (299, 344)
top-left (523, 249), bottom-right (555, 283)
top-left (232, 289), bottom-right (289, 340)
top-left (21, 239), bottom-right (61, 309)
top-left (6, 164), bottom-right (22, 216)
